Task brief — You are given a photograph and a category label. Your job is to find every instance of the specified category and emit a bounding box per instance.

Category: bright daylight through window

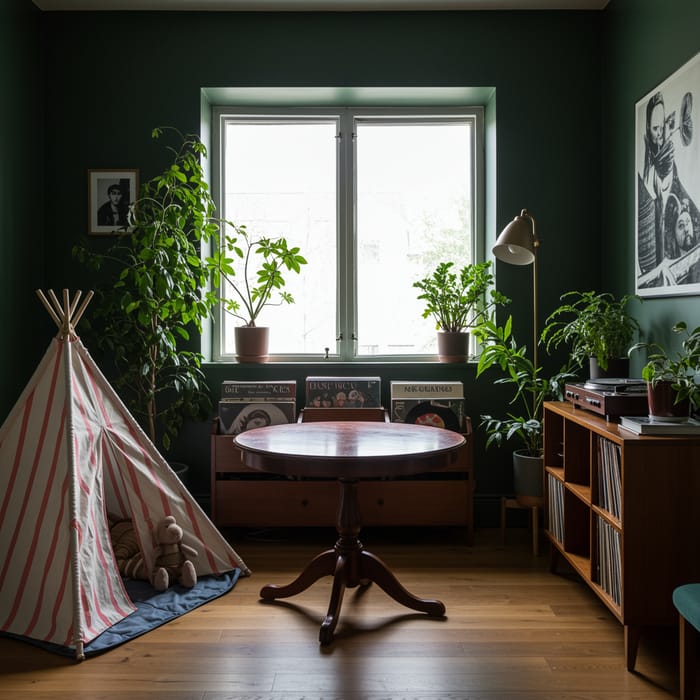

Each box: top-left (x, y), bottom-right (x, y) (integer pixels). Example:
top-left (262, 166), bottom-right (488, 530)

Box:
top-left (213, 107), bottom-right (483, 361)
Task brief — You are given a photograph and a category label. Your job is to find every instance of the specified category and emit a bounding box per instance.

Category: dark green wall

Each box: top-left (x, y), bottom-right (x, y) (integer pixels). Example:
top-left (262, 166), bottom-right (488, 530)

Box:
top-left (30, 9), bottom-right (603, 510)
top-left (603, 0), bottom-right (700, 362)
top-left (8, 2), bottom-right (698, 520)
top-left (0, 1), bottom-right (45, 410)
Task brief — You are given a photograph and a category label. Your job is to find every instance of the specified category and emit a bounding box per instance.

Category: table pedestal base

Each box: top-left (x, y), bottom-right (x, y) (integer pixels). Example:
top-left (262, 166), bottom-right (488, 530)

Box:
top-left (259, 478), bottom-right (445, 644)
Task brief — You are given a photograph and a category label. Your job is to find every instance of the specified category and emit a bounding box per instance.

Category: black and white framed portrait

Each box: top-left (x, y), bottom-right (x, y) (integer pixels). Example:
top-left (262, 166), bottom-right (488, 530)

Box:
top-left (88, 169), bottom-right (138, 236)
top-left (635, 52), bottom-right (700, 297)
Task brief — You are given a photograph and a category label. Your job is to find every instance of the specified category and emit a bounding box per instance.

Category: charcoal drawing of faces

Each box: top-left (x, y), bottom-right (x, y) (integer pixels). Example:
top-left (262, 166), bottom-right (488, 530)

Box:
top-left (664, 194), bottom-right (696, 259)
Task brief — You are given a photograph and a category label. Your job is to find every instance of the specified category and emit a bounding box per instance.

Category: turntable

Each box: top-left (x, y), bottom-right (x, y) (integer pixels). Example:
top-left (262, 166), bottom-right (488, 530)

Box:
top-left (564, 378), bottom-right (649, 421)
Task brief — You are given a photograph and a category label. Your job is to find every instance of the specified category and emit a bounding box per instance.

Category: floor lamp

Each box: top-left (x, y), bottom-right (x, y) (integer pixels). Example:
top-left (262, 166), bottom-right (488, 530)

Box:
top-left (492, 208), bottom-right (540, 373)
top-left (493, 209), bottom-right (542, 555)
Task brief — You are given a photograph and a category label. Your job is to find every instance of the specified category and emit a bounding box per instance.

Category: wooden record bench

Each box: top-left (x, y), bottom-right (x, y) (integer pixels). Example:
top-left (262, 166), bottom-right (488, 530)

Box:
top-left (211, 407), bottom-right (473, 541)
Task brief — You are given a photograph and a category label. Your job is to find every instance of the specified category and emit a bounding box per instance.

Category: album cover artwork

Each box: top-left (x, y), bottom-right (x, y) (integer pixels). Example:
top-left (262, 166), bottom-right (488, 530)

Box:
top-left (391, 398), bottom-right (465, 432)
top-left (218, 400), bottom-right (297, 435)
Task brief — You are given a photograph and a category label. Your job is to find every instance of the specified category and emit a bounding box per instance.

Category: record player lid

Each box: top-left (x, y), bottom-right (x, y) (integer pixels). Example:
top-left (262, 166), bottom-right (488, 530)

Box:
top-left (583, 377), bottom-right (646, 392)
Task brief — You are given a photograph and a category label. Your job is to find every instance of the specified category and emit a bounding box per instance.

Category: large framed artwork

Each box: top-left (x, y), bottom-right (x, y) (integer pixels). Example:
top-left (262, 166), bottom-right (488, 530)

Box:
top-left (88, 169), bottom-right (139, 236)
top-left (635, 52), bottom-right (700, 297)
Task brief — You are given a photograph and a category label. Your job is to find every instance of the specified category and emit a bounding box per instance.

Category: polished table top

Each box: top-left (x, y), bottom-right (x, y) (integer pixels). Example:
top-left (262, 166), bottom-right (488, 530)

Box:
top-left (234, 420), bottom-right (466, 478)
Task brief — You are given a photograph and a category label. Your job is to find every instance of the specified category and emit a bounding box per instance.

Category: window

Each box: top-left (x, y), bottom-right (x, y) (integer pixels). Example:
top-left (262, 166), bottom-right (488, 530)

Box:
top-left (212, 106), bottom-right (483, 361)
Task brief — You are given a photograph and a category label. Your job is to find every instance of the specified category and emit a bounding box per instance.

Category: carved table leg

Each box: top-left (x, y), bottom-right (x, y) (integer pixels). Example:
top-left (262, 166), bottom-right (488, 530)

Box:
top-left (357, 549), bottom-right (445, 616)
top-left (261, 476), bottom-right (445, 645)
top-left (260, 549), bottom-right (337, 600)
top-left (319, 553), bottom-right (349, 645)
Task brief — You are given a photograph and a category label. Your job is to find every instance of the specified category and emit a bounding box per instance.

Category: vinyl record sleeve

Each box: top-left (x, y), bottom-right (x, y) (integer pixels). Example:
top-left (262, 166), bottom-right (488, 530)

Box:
top-left (392, 398), bottom-right (464, 432)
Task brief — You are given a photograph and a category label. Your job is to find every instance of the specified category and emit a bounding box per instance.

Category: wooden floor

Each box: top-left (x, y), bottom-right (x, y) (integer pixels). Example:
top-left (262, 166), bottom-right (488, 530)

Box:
top-left (0, 527), bottom-right (690, 700)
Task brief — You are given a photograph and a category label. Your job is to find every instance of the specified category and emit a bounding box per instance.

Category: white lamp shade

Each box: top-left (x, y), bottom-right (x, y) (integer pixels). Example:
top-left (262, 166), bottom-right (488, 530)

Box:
top-left (493, 209), bottom-right (536, 265)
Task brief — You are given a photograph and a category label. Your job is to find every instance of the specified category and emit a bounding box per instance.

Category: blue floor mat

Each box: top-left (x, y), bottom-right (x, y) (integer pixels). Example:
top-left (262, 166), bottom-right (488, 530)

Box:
top-left (2, 570), bottom-right (241, 658)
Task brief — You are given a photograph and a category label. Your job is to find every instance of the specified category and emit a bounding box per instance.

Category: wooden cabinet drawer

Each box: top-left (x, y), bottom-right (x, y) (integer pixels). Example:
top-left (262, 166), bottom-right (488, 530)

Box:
top-left (359, 480), bottom-right (469, 526)
top-left (214, 478), bottom-right (470, 528)
top-left (215, 480), bottom-right (338, 527)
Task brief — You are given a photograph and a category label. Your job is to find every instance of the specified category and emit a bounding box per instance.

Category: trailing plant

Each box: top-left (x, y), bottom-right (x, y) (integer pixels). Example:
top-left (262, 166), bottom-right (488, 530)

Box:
top-left (73, 127), bottom-right (220, 452)
top-left (541, 290), bottom-right (641, 371)
top-left (413, 260), bottom-right (510, 333)
top-left (206, 221), bottom-right (307, 327)
top-left (472, 315), bottom-right (577, 455)
top-left (628, 321), bottom-right (700, 410)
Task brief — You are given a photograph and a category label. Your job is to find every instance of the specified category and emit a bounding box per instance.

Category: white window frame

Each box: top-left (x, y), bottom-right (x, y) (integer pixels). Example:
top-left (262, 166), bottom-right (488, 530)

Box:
top-left (211, 104), bottom-right (484, 362)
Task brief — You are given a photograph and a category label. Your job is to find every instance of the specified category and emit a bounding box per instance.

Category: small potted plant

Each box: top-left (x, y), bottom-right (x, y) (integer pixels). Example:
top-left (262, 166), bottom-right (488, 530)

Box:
top-left (541, 290), bottom-right (642, 379)
top-left (73, 127), bottom-right (219, 454)
top-left (628, 321), bottom-right (700, 420)
top-left (413, 260), bottom-right (510, 362)
top-left (206, 222), bottom-right (307, 363)
top-left (471, 315), bottom-right (577, 503)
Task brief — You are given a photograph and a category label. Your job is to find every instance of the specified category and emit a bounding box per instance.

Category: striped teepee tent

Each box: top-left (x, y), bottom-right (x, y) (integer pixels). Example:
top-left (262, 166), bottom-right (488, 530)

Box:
top-left (0, 290), bottom-right (249, 659)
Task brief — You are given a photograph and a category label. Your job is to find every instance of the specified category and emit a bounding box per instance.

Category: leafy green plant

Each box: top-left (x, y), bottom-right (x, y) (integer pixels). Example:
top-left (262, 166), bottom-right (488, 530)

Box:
top-left (541, 290), bottom-right (641, 371)
top-left (413, 260), bottom-right (510, 333)
top-left (629, 321), bottom-right (700, 410)
top-left (73, 127), bottom-right (220, 451)
top-left (472, 315), bottom-right (577, 455)
top-left (206, 222), bottom-right (307, 327)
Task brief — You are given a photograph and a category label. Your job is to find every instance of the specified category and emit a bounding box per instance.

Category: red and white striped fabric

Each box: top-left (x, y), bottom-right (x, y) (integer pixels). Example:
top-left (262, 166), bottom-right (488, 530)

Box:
top-left (0, 335), bottom-right (249, 658)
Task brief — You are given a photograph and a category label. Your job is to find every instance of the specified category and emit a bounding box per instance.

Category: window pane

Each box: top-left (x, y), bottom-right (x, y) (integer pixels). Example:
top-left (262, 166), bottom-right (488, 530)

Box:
top-left (221, 120), bottom-right (337, 355)
top-left (355, 121), bottom-right (473, 356)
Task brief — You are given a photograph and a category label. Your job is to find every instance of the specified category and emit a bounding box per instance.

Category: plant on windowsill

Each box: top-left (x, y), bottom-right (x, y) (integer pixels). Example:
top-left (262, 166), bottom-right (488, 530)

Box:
top-left (471, 315), bottom-right (577, 504)
top-left (540, 290), bottom-right (642, 379)
top-left (205, 222), bottom-right (307, 363)
top-left (73, 127), bottom-right (220, 454)
top-left (413, 260), bottom-right (510, 362)
top-left (628, 321), bottom-right (700, 419)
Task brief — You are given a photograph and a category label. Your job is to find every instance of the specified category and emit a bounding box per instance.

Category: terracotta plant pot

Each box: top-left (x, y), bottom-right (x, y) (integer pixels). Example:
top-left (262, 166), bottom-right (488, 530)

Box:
top-left (437, 331), bottom-right (469, 363)
top-left (234, 326), bottom-right (270, 363)
top-left (647, 380), bottom-right (690, 421)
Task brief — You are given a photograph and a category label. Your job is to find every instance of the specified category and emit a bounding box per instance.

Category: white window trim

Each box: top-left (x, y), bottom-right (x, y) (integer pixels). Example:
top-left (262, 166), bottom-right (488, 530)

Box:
top-left (210, 103), bottom-right (485, 363)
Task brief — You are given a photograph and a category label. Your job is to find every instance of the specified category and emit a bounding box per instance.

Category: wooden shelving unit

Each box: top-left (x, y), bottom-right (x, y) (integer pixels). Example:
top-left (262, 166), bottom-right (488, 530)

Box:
top-left (543, 400), bottom-right (700, 671)
top-left (211, 410), bottom-right (474, 542)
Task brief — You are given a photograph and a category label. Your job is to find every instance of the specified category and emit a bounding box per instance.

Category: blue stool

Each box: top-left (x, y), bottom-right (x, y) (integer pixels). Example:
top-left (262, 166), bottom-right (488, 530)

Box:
top-left (672, 583), bottom-right (700, 700)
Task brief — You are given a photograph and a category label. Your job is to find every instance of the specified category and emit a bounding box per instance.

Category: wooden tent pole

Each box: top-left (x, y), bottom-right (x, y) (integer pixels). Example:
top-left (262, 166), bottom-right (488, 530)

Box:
top-left (71, 291), bottom-right (94, 331)
top-left (35, 290), bottom-right (63, 331)
top-left (36, 289), bottom-right (94, 339)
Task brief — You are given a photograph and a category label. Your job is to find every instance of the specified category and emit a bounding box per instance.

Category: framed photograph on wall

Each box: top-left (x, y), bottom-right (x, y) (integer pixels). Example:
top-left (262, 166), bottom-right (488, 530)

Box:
top-left (88, 169), bottom-right (139, 235)
top-left (635, 52), bottom-right (700, 297)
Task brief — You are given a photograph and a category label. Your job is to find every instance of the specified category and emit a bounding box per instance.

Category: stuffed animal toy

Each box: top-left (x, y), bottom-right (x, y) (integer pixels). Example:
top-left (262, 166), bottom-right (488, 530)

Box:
top-left (150, 515), bottom-right (198, 592)
top-left (109, 515), bottom-right (146, 580)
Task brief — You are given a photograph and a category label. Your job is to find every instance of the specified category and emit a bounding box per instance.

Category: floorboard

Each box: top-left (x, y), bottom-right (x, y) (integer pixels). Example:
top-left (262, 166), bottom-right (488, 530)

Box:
top-left (0, 527), bottom-right (691, 700)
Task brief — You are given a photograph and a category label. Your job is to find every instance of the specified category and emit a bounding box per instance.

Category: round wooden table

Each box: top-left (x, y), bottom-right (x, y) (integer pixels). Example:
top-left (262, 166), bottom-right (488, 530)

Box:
top-left (234, 420), bottom-right (466, 644)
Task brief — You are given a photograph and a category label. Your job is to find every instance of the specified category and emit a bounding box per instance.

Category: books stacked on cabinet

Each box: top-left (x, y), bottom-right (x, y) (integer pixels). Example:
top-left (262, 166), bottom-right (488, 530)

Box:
top-left (304, 376), bottom-right (381, 408)
top-left (619, 415), bottom-right (700, 435)
top-left (390, 380), bottom-right (466, 433)
top-left (218, 380), bottom-right (297, 435)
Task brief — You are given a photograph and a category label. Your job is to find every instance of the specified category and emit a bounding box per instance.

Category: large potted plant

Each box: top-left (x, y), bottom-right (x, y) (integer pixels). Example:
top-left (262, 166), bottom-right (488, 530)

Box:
top-left (206, 222), bottom-right (307, 363)
top-left (413, 260), bottom-right (510, 362)
top-left (541, 290), bottom-right (641, 379)
top-left (628, 321), bottom-right (700, 420)
top-left (73, 127), bottom-right (219, 455)
top-left (471, 315), bottom-right (577, 503)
